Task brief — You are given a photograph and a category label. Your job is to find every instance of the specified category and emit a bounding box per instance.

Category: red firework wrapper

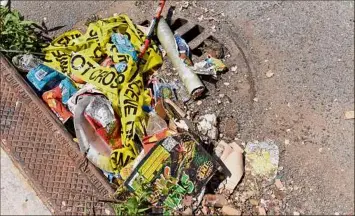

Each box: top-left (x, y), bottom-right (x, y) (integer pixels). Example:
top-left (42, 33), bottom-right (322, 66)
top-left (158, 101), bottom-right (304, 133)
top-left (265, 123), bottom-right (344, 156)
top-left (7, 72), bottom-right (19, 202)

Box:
top-left (142, 128), bottom-right (176, 154)
top-left (42, 86), bottom-right (72, 123)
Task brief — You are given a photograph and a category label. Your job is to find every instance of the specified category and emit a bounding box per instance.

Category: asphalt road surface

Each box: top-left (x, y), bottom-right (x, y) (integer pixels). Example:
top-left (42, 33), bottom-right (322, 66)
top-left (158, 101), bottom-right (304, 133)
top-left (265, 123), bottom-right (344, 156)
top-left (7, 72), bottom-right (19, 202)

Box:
top-left (8, 1), bottom-right (355, 215)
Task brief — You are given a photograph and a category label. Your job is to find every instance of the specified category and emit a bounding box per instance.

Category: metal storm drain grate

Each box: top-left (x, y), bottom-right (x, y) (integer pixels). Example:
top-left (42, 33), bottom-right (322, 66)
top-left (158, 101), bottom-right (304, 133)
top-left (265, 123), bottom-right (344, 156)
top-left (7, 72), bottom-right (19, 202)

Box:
top-left (139, 17), bottom-right (230, 59)
top-left (0, 55), bottom-right (115, 215)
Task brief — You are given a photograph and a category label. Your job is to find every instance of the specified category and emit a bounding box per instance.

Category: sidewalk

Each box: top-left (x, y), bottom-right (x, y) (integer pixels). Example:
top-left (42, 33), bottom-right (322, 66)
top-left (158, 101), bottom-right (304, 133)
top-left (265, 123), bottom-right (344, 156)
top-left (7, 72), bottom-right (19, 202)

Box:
top-left (1, 148), bottom-right (51, 215)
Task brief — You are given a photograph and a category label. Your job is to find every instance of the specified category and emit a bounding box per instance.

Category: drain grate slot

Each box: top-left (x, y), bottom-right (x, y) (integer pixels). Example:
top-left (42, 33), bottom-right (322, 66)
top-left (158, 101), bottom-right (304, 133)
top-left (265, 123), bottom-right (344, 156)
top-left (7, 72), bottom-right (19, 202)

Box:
top-left (181, 25), bottom-right (204, 43)
top-left (191, 46), bottom-right (204, 57)
top-left (139, 20), bottom-right (150, 27)
top-left (170, 18), bottom-right (188, 31)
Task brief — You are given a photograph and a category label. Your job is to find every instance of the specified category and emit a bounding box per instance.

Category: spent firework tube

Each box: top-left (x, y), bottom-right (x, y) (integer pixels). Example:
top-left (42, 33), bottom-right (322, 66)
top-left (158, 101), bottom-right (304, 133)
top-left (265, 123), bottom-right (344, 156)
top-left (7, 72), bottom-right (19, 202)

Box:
top-left (157, 18), bottom-right (205, 99)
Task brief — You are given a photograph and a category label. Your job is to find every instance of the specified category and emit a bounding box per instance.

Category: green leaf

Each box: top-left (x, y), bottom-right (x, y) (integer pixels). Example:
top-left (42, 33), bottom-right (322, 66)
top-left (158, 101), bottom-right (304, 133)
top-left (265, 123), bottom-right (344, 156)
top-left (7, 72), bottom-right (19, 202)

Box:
top-left (138, 207), bottom-right (151, 213)
top-left (4, 13), bottom-right (14, 25)
top-left (13, 10), bottom-right (21, 20)
top-left (126, 197), bottom-right (138, 210)
top-left (21, 20), bottom-right (35, 26)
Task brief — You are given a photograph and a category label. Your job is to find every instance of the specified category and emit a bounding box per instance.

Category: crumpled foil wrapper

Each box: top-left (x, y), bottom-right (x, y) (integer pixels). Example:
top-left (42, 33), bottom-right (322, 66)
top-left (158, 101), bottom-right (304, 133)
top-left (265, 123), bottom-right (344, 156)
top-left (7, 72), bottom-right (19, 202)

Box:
top-left (84, 96), bottom-right (117, 134)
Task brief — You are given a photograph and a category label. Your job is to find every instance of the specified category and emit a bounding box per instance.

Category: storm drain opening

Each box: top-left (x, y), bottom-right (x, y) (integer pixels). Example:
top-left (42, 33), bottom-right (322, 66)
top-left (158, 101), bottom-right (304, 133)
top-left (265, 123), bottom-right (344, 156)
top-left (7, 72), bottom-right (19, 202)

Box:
top-left (170, 18), bottom-right (188, 31)
top-left (139, 20), bottom-right (150, 27)
top-left (191, 35), bottom-right (229, 58)
top-left (0, 7), bottom-right (245, 214)
top-left (181, 25), bottom-right (204, 43)
top-left (138, 17), bottom-right (231, 60)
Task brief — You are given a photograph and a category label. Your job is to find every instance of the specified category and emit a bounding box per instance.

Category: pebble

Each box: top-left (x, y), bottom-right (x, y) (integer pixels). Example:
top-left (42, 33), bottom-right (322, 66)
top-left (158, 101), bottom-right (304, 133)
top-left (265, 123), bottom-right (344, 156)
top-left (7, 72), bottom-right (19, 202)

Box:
top-left (253, 97), bottom-right (259, 102)
top-left (275, 179), bottom-right (285, 190)
top-left (183, 195), bottom-right (193, 206)
top-left (221, 206), bottom-right (242, 215)
top-left (179, 1), bottom-right (190, 11)
top-left (182, 208), bottom-right (193, 215)
top-left (293, 211), bottom-right (300, 215)
top-left (318, 148), bottom-right (323, 153)
top-left (201, 206), bottom-right (209, 215)
top-left (211, 25), bottom-right (217, 32)
top-left (203, 194), bottom-right (228, 207)
top-left (344, 110), bottom-right (354, 119)
top-left (105, 209), bottom-right (111, 215)
top-left (231, 65), bottom-right (238, 72)
top-left (249, 199), bottom-right (259, 206)
top-left (258, 206), bottom-right (267, 215)
top-left (285, 139), bottom-right (290, 145)
top-left (197, 101), bottom-right (202, 106)
top-left (219, 94), bottom-right (225, 98)
top-left (266, 70), bottom-right (274, 78)
top-left (224, 82), bottom-right (230, 86)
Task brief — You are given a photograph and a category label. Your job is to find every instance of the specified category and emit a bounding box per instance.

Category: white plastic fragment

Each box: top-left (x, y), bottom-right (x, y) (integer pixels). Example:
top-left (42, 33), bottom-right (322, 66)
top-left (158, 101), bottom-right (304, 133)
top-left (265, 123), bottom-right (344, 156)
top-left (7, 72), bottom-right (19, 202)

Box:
top-left (197, 114), bottom-right (218, 140)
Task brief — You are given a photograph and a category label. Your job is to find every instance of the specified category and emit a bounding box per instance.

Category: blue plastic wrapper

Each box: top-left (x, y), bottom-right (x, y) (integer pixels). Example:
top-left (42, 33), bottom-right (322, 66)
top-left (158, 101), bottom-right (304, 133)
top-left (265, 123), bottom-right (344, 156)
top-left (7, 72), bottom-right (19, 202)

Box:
top-left (174, 34), bottom-right (190, 56)
top-left (153, 83), bottom-right (177, 102)
top-left (102, 171), bottom-right (120, 184)
top-left (111, 33), bottom-right (138, 61)
top-left (114, 62), bottom-right (127, 73)
top-left (26, 64), bottom-right (64, 92)
top-left (59, 78), bottom-right (77, 104)
top-left (174, 34), bottom-right (193, 66)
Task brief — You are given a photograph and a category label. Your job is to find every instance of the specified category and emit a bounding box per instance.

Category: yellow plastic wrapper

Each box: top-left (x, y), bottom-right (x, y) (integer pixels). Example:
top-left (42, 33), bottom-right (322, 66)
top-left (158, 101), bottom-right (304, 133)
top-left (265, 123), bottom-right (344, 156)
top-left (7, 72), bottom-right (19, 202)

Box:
top-left (43, 15), bottom-right (163, 173)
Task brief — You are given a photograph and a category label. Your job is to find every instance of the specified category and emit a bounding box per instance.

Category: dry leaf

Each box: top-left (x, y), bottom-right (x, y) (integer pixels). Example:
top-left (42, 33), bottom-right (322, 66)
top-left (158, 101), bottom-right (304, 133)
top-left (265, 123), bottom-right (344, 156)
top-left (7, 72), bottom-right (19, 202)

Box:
top-left (275, 179), bottom-right (285, 190)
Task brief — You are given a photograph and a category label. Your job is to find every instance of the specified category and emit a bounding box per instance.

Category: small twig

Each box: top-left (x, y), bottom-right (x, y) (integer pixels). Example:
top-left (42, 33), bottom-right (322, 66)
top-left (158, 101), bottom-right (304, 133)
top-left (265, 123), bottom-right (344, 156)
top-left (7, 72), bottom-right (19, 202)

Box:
top-left (0, 49), bottom-right (45, 56)
top-left (98, 199), bottom-right (124, 204)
